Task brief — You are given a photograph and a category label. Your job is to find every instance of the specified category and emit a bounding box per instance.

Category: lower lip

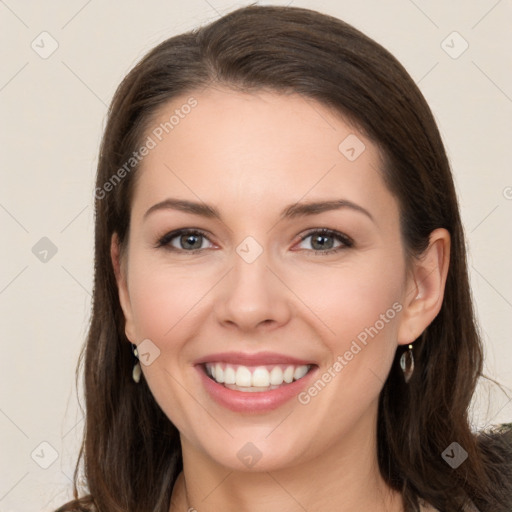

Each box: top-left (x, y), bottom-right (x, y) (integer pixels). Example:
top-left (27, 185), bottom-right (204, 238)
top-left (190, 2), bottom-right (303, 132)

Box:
top-left (196, 365), bottom-right (318, 413)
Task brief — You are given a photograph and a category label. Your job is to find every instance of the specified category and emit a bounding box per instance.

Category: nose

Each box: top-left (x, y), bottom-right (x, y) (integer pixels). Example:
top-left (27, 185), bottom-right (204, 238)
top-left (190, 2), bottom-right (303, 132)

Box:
top-left (214, 242), bottom-right (292, 333)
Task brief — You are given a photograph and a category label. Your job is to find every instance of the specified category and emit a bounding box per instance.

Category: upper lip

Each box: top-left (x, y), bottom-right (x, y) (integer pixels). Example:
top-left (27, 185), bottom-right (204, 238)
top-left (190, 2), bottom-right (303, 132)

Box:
top-left (194, 351), bottom-right (315, 366)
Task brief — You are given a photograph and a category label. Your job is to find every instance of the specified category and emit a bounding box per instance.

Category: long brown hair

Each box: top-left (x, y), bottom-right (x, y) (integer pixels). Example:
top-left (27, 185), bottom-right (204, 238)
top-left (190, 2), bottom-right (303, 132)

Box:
top-left (56, 5), bottom-right (512, 512)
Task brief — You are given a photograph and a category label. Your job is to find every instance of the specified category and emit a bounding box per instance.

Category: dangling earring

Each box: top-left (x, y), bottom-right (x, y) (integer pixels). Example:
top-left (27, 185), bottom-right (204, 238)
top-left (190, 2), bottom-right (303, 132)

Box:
top-left (400, 343), bottom-right (414, 383)
top-left (132, 344), bottom-right (141, 383)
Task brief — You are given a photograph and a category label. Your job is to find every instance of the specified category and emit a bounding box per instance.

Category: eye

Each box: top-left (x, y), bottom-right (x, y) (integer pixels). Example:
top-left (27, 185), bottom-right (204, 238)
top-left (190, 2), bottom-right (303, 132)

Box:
top-left (295, 228), bottom-right (353, 254)
top-left (156, 229), bottom-right (214, 253)
top-left (155, 227), bottom-right (353, 255)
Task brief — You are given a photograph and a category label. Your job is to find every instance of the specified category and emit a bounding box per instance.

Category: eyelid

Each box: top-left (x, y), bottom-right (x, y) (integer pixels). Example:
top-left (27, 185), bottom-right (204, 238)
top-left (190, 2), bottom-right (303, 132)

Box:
top-left (155, 228), bottom-right (214, 250)
top-left (298, 227), bottom-right (352, 243)
top-left (295, 228), bottom-right (354, 251)
top-left (156, 227), bottom-right (353, 253)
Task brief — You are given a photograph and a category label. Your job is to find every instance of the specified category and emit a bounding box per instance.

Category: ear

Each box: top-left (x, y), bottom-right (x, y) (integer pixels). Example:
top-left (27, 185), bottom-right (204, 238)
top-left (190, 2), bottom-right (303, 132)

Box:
top-left (397, 228), bottom-right (451, 345)
top-left (111, 233), bottom-right (137, 343)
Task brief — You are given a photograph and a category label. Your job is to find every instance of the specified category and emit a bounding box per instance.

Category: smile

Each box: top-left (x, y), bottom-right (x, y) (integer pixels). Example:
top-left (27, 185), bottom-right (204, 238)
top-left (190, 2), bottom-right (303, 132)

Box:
top-left (194, 351), bottom-right (318, 412)
top-left (204, 363), bottom-right (312, 392)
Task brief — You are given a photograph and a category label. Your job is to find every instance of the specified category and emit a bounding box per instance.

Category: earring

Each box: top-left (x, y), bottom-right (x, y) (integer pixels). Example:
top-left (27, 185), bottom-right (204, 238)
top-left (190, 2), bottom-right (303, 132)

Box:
top-left (400, 343), bottom-right (414, 383)
top-left (132, 344), bottom-right (141, 384)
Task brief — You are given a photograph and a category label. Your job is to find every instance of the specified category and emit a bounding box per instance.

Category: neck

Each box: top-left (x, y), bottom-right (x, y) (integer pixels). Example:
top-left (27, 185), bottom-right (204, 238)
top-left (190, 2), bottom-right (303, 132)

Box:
top-left (169, 405), bottom-right (403, 512)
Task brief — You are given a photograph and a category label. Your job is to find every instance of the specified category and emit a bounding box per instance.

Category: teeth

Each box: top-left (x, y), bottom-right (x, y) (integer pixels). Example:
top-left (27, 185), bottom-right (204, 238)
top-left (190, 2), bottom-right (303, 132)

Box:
top-left (205, 362), bottom-right (311, 389)
top-left (269, 366), bottom-right (283, 385)
top-left (283, 366), bottom-right (294, 383)
top-left (235, 366), bottom-right (252, 387)
top-left (294, 365), bottom-right (308, 380)
top-left (215, 363), bottom-right (224, 383)
top-left (224, 366), bottom-right (236, 385)
top-left (252, 367), bottom-right (270, 387)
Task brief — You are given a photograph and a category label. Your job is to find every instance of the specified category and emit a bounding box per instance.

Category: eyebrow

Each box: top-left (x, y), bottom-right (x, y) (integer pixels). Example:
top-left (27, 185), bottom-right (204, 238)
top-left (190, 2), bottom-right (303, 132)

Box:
top-left (143, 198), bottom-right (374, 222)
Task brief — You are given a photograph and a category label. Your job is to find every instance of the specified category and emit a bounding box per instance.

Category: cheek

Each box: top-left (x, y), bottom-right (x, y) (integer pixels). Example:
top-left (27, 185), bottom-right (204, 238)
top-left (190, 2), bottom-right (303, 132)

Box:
top-left (287, 256), bottom-right (404, 410)
top-left (123, 243), bottom-right (405, 451)
top-left (292, 258), bottom-right (403, 347)
top-left (127, 246), bottom-right (404, 356)
top-left (288, 265), bottom-right (403, 436)
top-left (127, 256), bottom-right (210, 342)
top-left (125, 257), bottom-right (215, 431)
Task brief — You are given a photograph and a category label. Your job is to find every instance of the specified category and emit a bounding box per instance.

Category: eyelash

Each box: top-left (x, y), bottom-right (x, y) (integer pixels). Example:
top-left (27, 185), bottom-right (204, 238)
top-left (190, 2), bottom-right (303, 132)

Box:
top-left (155, 228), bottom-right (354, 255)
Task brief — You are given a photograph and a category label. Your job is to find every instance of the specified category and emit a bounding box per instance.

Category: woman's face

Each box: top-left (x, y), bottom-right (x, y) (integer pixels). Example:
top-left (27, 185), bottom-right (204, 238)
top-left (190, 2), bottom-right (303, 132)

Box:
top-left (115, 86), bottom-right (419, 472)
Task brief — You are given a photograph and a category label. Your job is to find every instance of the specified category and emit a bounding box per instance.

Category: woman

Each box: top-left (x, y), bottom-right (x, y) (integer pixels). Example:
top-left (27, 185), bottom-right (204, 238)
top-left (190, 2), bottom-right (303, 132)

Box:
top-left (57, 5), bottom-right (512, 512)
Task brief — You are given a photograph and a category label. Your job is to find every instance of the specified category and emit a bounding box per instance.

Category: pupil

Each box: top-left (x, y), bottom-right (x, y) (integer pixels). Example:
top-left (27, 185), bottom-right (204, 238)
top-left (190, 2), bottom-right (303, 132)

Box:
top-left (183, 234), bottom-right (201, 250)
top-left (313, 235), bottom-right (332, 250)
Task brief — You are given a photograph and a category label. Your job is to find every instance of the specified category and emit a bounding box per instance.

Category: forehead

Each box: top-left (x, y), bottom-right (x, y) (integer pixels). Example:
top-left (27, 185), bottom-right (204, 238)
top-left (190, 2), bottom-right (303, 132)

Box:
top-left (131, 86), bottom-right (397, 224)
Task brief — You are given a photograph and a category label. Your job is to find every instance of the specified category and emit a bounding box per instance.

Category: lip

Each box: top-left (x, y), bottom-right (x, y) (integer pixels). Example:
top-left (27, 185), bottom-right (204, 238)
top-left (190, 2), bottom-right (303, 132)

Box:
top-left (193, 351), bottom-right (314, 367)
top-left (195, 360), bottom-right (318, 413)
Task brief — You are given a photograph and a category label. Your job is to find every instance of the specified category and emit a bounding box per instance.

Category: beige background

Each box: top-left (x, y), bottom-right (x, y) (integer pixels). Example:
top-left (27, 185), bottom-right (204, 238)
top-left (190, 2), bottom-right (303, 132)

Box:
top-left (0, 0), bottom-right (511, 510)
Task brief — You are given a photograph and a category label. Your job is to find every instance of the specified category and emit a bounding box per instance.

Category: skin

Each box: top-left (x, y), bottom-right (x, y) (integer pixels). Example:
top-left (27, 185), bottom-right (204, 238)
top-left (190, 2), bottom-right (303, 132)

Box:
top-left (111, 86), bottom-right (450, 512)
